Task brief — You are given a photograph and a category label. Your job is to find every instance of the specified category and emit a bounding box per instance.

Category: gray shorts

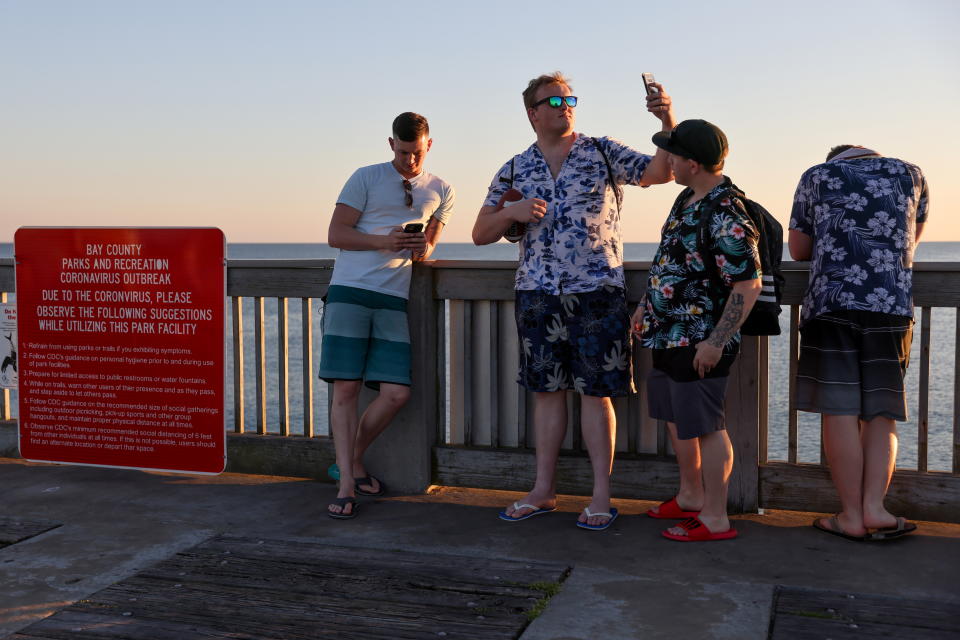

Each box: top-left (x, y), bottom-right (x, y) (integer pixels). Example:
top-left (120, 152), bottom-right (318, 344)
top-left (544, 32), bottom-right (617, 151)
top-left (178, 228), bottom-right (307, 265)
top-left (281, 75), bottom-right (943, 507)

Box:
top-left (647, 368), bottom-right (729, 440)
top-left (796, 311), bottom-right (912, 421)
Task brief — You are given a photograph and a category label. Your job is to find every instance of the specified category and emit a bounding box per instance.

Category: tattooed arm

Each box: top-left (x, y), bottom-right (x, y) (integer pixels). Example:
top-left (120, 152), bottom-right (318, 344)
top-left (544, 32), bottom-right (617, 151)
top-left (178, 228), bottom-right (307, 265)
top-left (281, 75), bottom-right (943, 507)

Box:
top-left (692, 278), bottom-right (762, 378)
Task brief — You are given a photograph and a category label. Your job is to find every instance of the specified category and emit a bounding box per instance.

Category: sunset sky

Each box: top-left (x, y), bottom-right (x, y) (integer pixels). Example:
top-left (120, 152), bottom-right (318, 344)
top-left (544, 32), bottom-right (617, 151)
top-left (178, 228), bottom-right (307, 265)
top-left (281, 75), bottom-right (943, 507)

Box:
top-left (2, 0), bottom-right (958, 244)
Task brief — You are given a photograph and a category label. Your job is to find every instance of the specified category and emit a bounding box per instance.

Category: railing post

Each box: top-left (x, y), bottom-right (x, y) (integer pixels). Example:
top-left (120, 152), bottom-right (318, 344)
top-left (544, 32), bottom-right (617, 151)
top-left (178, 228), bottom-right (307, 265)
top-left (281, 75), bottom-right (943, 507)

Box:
top-left (726, 335), bottom-right (762, 513)
top-left (232, 297), bottom-right (244, 433)
top-left (357, 263), bottom-right (439, 493)
top-left (0, 291), bottom-right (9, 420)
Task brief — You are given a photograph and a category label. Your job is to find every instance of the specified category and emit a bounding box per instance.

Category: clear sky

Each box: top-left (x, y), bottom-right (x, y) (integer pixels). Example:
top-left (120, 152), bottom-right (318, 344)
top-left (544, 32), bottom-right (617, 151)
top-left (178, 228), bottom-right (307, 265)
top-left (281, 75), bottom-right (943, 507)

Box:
top-left (2, 0), bottom-right (958, 244)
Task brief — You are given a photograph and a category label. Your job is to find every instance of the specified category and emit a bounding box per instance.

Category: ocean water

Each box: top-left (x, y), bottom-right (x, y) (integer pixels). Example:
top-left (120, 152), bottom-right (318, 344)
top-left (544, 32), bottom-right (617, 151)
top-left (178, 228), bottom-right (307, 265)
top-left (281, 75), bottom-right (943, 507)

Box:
top-left (2, 242), bottom-right (958, 471)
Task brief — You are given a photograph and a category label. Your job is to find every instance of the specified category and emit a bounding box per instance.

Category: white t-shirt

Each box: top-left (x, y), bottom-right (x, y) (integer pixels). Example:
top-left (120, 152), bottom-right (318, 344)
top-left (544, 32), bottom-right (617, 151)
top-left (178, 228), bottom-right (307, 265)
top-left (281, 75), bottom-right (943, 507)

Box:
top-left (330, 162), bottom-right (455, 299)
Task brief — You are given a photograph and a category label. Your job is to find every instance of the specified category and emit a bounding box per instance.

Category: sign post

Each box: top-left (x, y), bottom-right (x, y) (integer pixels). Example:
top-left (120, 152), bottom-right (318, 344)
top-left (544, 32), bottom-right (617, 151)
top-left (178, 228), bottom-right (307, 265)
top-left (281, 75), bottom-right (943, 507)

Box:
top-left (0, 304), bottom-right (15, 389)
top-left (14, 227), bottom-right (226, 473)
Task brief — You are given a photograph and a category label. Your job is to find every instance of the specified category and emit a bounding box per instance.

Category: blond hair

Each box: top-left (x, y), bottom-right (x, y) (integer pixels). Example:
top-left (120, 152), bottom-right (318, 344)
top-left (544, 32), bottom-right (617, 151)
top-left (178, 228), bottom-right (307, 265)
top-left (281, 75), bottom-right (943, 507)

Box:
top-left (522, 71), bottom-right (572, 109)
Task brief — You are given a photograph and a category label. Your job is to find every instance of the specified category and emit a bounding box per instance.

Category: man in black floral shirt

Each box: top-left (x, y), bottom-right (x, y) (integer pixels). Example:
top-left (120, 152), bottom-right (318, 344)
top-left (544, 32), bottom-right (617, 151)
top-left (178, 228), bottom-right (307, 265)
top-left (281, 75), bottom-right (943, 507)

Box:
top-left (632, 120), bottom-right (761, 541)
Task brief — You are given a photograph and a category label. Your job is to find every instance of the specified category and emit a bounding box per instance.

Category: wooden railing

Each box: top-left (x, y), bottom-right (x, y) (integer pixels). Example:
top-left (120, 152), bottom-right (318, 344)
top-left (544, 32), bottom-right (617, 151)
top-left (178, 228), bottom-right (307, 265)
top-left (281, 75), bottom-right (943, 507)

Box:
top-left (1, 257), bottom-right (958, 521)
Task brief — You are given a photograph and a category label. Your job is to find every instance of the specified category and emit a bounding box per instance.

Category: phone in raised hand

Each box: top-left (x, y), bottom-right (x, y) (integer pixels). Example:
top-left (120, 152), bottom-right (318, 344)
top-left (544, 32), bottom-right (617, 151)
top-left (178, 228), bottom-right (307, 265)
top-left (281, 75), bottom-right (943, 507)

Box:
top-left (642, 72), bottom-right (658, 96)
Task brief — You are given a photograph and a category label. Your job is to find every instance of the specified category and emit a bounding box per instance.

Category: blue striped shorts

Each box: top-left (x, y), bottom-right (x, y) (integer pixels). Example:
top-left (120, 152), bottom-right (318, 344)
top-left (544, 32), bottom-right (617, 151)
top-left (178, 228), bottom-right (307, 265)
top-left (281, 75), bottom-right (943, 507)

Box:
top-left (318, 285), bottom-right (411, 389)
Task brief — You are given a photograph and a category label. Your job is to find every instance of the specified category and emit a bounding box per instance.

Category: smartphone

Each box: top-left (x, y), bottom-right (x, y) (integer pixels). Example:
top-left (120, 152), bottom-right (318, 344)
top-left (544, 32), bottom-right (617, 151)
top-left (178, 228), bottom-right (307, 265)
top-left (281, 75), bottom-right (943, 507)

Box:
top-left (403, 222), bottom-right (424, 233)
top-left (642, 72), bottom-right (658, 96)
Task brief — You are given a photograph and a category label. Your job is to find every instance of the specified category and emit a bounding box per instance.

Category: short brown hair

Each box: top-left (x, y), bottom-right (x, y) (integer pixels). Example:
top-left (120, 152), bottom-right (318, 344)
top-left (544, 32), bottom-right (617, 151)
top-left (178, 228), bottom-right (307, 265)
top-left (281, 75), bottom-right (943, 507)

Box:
top-left (522, 72), bottom-right (572, 110)
top-left (701, 158), bottom-right (726, 173)
top-left (392, 112), bottom-right (429, 142)
top-left (826, 144), bottom-right (857, 161)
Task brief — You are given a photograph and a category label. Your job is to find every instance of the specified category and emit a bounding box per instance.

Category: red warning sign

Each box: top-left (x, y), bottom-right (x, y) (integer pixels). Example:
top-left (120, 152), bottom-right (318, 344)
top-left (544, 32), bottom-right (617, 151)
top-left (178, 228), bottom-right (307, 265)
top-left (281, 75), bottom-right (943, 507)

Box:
top-left (14, 228), bottom-right (226, 473)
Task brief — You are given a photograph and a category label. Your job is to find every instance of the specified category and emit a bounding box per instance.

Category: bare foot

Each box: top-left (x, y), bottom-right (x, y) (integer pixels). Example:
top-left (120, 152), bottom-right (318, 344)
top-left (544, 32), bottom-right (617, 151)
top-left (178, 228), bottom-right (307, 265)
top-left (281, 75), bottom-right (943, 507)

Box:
top-left (818, 512), bottom-right (866, 537)
top-left (862, 506), bottom-right (899, 531)
top-left (667, 512), bottom-right (730, 537)
top-left (504, 492), bottom-right (556, 518)
top-left (328, 493), bottom-right (356, 517)
top-left (649, 494), bottom-right (702, 516)
top-left (578, 500), bottom-right (613, 527)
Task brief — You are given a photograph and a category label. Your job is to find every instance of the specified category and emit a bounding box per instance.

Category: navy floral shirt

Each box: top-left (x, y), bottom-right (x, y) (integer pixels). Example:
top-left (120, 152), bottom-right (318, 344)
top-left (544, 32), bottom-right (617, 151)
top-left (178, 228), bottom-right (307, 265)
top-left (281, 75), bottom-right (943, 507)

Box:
top-left (789, 156), bottom-right (929, 326)
top-left (639, 180), bottom-right (761, 350)
top-left (483, 134), bottom-right (652, 294)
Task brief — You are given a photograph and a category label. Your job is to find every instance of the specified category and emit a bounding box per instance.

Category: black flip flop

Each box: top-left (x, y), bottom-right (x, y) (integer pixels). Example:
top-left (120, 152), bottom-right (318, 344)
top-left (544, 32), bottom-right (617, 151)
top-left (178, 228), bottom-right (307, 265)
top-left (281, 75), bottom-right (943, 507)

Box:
top-left (867, 516), bottom-right (917, 540)
top-left (327, 497), bottom-right (359, 520)
top-left (812, 515), bottom-right (868, 542)
top-left (354, 475), bottom-right (386, 497)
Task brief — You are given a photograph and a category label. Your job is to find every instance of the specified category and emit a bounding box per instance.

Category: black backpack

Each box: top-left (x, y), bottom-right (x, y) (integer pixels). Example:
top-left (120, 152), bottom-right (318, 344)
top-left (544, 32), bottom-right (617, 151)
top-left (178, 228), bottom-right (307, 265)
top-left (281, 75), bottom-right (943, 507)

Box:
top-left (680, 179), bottom-right (784, 336)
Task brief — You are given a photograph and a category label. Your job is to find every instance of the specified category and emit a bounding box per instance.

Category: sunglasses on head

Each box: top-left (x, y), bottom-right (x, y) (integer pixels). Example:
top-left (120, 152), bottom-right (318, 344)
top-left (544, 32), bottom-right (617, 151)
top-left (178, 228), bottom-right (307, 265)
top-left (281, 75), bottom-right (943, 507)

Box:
top-left (402, 179), bottom-right (413, 207)
top-left (532, 95), bottom-right (578, 109)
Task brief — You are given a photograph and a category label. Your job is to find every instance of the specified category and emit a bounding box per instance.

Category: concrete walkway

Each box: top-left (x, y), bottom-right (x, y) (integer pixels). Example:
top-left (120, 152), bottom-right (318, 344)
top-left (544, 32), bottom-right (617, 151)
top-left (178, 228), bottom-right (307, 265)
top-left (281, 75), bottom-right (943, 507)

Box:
top-left (2, 457), bottom-right (958, 639)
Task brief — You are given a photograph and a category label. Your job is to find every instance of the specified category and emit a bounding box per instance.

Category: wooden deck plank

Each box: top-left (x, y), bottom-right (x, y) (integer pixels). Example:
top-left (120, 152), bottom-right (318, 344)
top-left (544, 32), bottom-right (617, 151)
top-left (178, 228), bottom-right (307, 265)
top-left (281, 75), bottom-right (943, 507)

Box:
top-left (13, 535), bottom-right (570, 640)
top-left (770, 585), bottom-right (960, 639)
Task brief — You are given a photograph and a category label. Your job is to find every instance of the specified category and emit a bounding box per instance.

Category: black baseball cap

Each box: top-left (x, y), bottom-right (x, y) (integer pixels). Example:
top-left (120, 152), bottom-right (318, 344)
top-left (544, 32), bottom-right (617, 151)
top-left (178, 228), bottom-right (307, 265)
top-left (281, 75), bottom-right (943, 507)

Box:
top-left (652, 119), bottom-right (728, 165)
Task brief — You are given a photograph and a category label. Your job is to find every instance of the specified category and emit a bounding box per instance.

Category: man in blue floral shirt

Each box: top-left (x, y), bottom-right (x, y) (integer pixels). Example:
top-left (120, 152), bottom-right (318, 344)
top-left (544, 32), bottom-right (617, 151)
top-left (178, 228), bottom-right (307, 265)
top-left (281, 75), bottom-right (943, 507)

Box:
top-left (474, 71), bottom-right (675, 530)
top-left (634, 119), bottom-right (762, 542)
top-left (789, 145), bottom-right (928, 541)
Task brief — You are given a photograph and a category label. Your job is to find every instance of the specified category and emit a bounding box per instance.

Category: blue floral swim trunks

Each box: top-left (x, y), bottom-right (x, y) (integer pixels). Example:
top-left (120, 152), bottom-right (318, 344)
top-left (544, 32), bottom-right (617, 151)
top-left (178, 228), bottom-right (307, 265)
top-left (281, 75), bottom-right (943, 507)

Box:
top-left (515, 285), bottom-right (634, 397)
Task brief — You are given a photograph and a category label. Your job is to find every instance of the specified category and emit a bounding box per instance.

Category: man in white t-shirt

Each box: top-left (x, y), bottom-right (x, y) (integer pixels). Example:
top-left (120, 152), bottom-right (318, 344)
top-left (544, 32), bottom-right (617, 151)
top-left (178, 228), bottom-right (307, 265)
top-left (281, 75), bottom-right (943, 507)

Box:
top-left (320, 112), bottom-right (455, 519)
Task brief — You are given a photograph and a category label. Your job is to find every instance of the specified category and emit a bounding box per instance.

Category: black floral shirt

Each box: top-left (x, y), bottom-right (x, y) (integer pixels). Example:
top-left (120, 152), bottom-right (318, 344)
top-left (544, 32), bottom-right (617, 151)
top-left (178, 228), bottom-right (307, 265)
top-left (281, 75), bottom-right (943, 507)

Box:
top-left (639, 180), bottom-right (761, 350)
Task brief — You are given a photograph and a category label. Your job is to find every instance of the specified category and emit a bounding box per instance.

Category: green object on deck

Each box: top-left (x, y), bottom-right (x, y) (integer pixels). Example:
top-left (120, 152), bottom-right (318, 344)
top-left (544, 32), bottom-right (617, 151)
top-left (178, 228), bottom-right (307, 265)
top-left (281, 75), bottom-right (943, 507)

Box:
top-left (327, 463), bottom-right (340, 481)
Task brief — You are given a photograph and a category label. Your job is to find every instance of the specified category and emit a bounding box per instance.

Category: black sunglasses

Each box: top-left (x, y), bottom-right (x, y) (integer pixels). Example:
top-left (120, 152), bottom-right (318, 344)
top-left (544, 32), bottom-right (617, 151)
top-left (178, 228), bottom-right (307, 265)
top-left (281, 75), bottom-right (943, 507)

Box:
top-left (402, 179), bottom-right (413, 207)
top-left (532, 95), bottom-right (578, 109)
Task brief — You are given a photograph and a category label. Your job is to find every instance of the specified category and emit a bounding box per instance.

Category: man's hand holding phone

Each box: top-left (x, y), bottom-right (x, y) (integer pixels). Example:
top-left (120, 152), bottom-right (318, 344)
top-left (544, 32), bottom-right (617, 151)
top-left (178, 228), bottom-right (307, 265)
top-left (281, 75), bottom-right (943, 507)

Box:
top-left (384, 224), bottom-right (427, 253)
top-left (642, 72), bottom-right (675, 128)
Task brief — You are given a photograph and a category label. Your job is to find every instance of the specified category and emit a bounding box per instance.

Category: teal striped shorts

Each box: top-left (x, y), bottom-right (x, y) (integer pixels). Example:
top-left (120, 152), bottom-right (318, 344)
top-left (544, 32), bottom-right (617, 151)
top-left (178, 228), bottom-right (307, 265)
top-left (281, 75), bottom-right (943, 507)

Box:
top-left (318, 285), bottom-right (411, 389)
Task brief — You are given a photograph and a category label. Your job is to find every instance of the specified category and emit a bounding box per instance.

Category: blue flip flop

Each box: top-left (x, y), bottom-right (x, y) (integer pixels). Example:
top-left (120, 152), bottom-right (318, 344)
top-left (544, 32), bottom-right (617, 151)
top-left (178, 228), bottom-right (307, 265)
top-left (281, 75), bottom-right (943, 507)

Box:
top-left (576, 507), bottom-right (619, 531)
top-left (498, 502), bottom-right (557, 522)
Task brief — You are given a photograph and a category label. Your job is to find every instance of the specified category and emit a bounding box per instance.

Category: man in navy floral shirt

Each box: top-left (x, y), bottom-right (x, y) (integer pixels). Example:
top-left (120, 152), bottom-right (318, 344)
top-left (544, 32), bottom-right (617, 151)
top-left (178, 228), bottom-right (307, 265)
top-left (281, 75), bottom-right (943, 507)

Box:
top-left (789, 145), bottom-right (928, 541)
top-left (633, 119), bottom-right (762, 542)
top-left (474, 72), bottom-right (675, 530)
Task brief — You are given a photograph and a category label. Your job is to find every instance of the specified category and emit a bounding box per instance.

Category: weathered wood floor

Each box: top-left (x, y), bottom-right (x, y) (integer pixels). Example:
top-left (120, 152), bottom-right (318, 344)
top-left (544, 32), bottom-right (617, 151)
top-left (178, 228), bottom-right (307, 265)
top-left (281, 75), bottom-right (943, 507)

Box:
top-left (770, 585), bottom-right (960, 639)
top-left (9, 534), bottom-right (570, 640)
top-left (0, 517), bottom-right (60, 548)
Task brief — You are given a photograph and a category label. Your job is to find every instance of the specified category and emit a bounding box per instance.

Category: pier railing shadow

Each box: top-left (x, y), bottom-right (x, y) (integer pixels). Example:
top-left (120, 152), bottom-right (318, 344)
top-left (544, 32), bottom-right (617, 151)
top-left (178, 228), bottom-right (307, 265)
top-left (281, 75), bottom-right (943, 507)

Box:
top-left (1, 258), bottom-right (958, 521)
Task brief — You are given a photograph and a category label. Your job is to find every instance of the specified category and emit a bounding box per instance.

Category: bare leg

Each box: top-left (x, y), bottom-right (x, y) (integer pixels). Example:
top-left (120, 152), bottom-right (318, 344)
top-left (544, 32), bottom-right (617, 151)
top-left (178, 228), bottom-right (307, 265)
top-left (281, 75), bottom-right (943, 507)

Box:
top-left (504, 391), bottom-right (566, 518)
top-left (351, 382), bottom-right (411, 492)
top-left (696, 430), bottom-right (733, 531)
top-left (578, 395), bottom-right (616, 526)
top-left (650, 422), bottom-right (704, 515)
top-left (329, 380), bottom-right (362, 515)
top-left (819, 414), bottom-right (867, 536)
top-left (666, 430), bottom-right (733, 536)
top-left (861, 416), bottom-right (899, 529)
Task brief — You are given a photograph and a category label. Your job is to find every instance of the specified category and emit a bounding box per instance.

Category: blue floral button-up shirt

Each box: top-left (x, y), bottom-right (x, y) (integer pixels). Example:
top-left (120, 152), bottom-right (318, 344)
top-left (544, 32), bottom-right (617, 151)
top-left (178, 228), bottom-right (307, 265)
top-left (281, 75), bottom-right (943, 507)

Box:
top-left (789, 156), bottom-right (929, 326)
top-left (483, 134), bottom-right (652, 294)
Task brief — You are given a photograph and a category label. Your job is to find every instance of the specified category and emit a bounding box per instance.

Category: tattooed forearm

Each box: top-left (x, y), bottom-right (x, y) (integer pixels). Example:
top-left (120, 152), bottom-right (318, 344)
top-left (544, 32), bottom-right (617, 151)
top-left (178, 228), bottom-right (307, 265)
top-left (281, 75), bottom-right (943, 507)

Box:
top-left (707, 293), bottom-right (745, 348)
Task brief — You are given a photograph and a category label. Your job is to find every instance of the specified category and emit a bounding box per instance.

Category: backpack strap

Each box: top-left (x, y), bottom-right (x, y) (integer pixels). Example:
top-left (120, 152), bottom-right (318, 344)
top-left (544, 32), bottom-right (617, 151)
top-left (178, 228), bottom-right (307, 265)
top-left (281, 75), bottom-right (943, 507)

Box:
top-left (591, 137), bottom-right (623, 214)
top-left (695, 178), bottom-right (744, 297)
